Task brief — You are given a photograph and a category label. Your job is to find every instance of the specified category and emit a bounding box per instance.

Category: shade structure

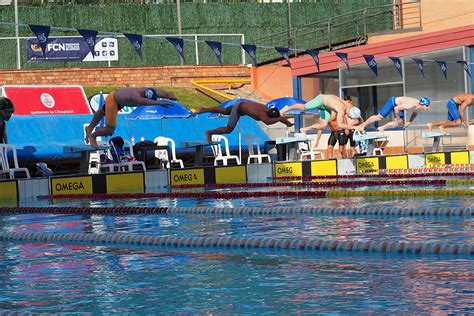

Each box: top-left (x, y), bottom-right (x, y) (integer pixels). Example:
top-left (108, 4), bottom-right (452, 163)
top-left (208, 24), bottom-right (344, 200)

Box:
top-left (265, 97), bottom-right (318, 115)
top-left (207, 98), bottom-right (253, 119)
top-left (126, 100), bottom-right (194, 120)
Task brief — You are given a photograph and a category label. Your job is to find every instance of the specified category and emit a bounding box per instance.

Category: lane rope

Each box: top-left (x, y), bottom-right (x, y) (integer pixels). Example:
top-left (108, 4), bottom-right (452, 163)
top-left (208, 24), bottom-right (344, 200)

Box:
top-left (173, 179), bottom-right (447, 189)
top-left (43, 189), bottom-right (474, 200)
top-left (0, 232), bottom-right (471, 256)
top-left (0, 206), bottom-right (471, 217)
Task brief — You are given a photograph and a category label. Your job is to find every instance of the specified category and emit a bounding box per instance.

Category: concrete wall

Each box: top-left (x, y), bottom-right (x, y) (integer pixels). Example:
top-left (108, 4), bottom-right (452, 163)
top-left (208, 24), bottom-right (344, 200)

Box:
top-left (0, 65), bottom-right (250, 89)
top-left (368, 0), bottom-right (474, 44)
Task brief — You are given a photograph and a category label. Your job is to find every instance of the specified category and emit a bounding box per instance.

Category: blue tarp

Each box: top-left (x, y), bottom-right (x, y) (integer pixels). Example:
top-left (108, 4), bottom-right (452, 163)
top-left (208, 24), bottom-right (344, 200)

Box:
top-left (7, 114), bottom-right (270, 161)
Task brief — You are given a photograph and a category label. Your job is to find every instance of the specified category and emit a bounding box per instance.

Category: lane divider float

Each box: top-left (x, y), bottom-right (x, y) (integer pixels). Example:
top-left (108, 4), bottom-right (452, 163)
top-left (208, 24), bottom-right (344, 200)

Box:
top-left (0, 232), bottom-right (472, 256)
top-left (43, 189), bottom-right (474, 200)
top-left (0, 206), bottom-right (471, 217)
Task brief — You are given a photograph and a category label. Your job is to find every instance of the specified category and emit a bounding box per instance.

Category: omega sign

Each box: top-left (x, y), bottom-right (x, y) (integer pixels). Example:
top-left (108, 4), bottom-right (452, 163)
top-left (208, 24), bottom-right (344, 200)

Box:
top-left (171, 169), bottom-right (205, 185)
top-left (52, 177), bottom-right (92, 194)
top-left (173, 173), bottom-right (198, 182)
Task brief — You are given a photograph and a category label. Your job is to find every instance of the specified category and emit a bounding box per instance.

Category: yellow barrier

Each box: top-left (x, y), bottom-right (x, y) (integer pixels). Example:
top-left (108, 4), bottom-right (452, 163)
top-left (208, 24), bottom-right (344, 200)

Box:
top-left (190, 79), bottom-right (251, 101)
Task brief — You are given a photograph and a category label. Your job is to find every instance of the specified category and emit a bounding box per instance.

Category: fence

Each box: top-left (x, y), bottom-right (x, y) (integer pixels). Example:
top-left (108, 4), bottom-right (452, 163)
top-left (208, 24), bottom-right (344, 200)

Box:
top-left (254, 1), bottom-right (421, 63)
top-left (0, 32), bottom-right (245, 69)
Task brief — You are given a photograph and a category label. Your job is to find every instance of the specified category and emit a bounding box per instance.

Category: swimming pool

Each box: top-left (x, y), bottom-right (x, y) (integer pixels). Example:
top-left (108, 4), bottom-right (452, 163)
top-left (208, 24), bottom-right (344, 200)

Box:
top-left (0, 177), bottom-right (472, 313)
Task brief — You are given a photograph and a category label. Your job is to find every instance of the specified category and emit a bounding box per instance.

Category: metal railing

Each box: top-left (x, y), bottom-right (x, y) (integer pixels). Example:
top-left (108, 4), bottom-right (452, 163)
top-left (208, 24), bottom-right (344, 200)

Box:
top-left (254, 1), bottom-right (421, 63)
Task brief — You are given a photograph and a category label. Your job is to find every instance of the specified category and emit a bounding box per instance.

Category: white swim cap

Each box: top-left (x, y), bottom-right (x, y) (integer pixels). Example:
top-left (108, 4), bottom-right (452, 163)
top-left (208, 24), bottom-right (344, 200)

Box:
top-left (349, 107), bottom-right (361, 119)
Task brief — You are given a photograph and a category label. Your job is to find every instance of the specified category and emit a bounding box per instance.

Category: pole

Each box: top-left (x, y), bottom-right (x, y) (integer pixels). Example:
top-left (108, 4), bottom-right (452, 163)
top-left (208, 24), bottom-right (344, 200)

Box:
top-left (176, 0), bottom-right (184, 65)
top-left (287, 0), bottom-right (292, 49)
top-left (14, 0), bottom-right (20, 69)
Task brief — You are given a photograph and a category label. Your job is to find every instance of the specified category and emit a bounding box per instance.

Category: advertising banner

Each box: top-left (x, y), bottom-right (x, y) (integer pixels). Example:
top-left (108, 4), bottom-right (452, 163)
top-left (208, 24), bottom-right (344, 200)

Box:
top-left (26, 37), bottom-right (118, 63)
top-left (3, 86), bottom-right (91, 115)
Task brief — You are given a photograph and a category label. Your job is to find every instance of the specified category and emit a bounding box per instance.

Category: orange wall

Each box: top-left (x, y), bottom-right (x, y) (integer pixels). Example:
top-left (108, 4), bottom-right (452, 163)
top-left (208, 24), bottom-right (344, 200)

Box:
top-left (251, 65), bottom-right (293, 101)
top-left (0, 65), bottom-right (250, 89)
top-left (369, 0), bottom-right (474, 44)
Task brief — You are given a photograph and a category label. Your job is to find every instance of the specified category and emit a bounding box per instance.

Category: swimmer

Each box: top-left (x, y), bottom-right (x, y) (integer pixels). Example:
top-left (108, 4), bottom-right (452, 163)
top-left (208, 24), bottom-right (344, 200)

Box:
top-left (195, 100), bottom-right (294, 143)
top-left (85, 87), bottom-right (177, 148)
top-left (427, 93), bottom-right (474, 133)
top-left (360, 96), bottom-right (430, 133)
top-left (280, 94), bottom-right (364, 133)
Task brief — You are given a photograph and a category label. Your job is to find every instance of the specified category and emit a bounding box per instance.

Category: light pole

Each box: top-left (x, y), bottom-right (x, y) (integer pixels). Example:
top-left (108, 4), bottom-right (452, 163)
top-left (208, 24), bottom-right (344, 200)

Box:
top-left (176, 0), bottom-right (183, 65)
top-left (14, 0), bottom-right (21, 69)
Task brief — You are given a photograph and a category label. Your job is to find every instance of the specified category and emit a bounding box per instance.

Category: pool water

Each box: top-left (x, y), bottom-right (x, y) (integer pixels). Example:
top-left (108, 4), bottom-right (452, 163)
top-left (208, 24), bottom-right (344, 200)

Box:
top-left (0, 181), bottom-right (472, 313)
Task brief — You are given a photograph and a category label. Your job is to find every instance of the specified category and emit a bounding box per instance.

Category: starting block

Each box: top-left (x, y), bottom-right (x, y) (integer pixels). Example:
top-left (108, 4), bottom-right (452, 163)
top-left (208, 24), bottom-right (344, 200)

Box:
top-left (421, 132), bottom-right (451, 152)
top-left (353, 132), bottom-right (388, 155)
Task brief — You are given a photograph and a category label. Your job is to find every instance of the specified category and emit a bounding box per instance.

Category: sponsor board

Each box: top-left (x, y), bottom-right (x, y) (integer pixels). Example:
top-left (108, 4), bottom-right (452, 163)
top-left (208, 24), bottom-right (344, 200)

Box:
top-left (27, 37), bottom-right (118, 63)
top-left (215, 166), bottom-right (247, 184)
top-left (3, 85), bottom-right (91, 115)
top-left (0, 180), bottom-right (18, 201)
top-left (106, 173), bottom-right (144, 193)
top-left (385, 155), bottom-right (408, 170)
top-left (355, 157), bottom-right (379, 174)
top-left (170, 169), bottom-right (205, 186)
top-left (51, 176), bottom-right (93, 195)
top-left (310, 160), bottom-right (337, 176)
top-left (274, 162), bottom-right (303, 177)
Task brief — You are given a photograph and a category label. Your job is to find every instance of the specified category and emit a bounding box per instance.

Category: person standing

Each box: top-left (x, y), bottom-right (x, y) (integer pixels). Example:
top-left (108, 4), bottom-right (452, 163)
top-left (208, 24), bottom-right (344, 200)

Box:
top-left (0, 97), bottom-right (15, 144)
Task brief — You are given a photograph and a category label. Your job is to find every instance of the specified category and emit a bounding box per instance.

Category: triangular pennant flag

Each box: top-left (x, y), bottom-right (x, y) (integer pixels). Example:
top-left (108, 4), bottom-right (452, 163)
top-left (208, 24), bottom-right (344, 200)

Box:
top-left (389, 57), bottom-right (403, 77)
top-left (275, 47), bottom-right (292, 68)
top-left (305, 49), bottom-right (320, 72)
top-left (436, 60), bottom-right (447, 79)
top-left (78, 29), bottom-right (98, 58)
top-left (412, 58), bottom-right (424, 77)
top-left (124, 33), bottom-right (143, 59)
top-left (166, 37), bottom-right (185, 62)
top-left (205, 41), bottom-right (223, 65)
top-left (335, 52), bottom-right (350, 71)
top-left (363, 54), bottom-right (378, 76)
top-left (241, 44), bottom-right (257, 66)
top-left (457, 61), bottom-right (471, 78)
top-left (28, 24), bottom-right (51, 56)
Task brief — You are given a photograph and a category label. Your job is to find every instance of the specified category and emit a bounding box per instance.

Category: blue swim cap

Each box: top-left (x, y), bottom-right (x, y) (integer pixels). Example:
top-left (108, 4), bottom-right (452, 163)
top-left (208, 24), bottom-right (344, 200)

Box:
top-left (419, 97), bottom-right (430, 106)
top-left (144, 88), bottom-right (158, 100)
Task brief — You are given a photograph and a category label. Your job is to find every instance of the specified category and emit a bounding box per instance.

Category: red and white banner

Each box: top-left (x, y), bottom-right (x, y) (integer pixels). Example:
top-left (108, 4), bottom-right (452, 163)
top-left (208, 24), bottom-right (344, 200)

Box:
top-left (2, 85), bottom-right (92, 115)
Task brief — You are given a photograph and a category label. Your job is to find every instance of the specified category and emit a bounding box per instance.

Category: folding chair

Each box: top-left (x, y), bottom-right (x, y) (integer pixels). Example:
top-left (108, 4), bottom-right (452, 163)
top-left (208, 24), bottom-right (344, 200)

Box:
top-left (245, 135), bottom-right (271, 164)
top-left (211, 135), bottom-right (241, 166)
top-left (104, 137), bottom-right (145, 173)
top-left (298, 140), bottom-right (324, 161)
top-left (153, 136), bottom-right (184, 169)
top-left (0, 144), bottom-right (30, 179)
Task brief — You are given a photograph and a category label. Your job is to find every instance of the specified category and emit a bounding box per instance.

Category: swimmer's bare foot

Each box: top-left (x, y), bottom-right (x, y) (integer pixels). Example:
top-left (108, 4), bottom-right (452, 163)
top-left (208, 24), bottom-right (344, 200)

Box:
top-left (427, 122), bottom-right (433, 132)
top-left (439, 126), bottom-right (446, 134)
top-left (377, 127), bottom-right (386, 135)
top-left (89, 137), bottom-right (99, 148)
top-left (280, 106), bottom-right (290, 116)
top-left (84, 125), bottom-right (92, 144)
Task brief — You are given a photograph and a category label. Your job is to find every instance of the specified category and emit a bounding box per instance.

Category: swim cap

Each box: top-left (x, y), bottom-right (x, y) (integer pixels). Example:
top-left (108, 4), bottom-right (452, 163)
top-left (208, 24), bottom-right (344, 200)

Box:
top-left (349, 107), bottom-right (361, 119)
top-left (144, 88), bottom-right (158, 100)
top-left (268, 107), bottom-right (280, 118)
top-left (0, 97), bottom-right (14, 111)
top-left (419, 97), bottom-right (430, 106)
top-left (344, 95), bottom-right (353, 101)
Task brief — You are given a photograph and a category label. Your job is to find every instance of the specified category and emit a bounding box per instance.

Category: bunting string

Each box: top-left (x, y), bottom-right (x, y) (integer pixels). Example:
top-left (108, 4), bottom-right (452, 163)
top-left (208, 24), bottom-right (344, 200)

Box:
top-left (1, 20), bottom-right (473, 76)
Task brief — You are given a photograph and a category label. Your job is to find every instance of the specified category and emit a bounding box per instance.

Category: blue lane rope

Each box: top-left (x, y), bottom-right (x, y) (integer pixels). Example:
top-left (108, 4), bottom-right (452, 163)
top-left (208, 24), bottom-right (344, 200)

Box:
top-left (0, 232), bottom-right (472, 256)
top-left (0, 206), bottom-right (471, 217)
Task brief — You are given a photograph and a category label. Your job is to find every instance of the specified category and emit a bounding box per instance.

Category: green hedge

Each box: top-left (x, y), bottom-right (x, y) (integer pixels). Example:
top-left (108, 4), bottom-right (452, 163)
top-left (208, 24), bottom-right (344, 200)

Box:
top-left (0, 0), bottom-right (391, 69)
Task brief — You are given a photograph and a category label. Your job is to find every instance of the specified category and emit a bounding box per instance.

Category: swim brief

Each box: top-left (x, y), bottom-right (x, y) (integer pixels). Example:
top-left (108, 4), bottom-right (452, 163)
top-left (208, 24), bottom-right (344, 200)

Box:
top-left (446, 98), bottom-right (461, 121)
top-left (305, 95), bottom-right (332, 121)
